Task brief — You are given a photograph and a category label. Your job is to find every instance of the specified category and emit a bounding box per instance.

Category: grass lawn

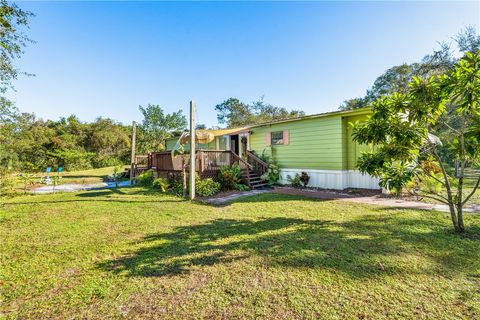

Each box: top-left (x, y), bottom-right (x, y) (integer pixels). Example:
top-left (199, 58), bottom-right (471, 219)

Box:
top-left (59, 166), bottom-right (122, 184)
top-left (1, 188), bottom-right (479, 319)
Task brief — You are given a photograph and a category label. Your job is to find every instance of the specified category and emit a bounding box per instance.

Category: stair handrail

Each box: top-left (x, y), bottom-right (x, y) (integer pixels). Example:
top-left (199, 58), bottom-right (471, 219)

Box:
top-left (229, 150), bottom-right (253, 169)
top-left (246, 150), bottom-right (268, 167)
top-left (229, 150), bottom-right (252, 186)
top-left (246, 150), bottom-right (268, 178)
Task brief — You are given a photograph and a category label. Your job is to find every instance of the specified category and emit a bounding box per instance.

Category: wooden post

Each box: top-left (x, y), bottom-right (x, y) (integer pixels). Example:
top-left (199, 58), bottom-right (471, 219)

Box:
top-left (182, 157), bottom-right (187, 198)
top-left (130, 121), bottom-right (137, 185)
top-left (189, 101), bottom-right (196, 200)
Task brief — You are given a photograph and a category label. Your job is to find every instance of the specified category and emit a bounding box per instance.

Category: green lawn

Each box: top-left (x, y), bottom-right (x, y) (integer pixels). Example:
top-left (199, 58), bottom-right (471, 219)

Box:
top-left (1, 188), bottom-right (479, 319)
top-left (59, 166), bottom-right (121, 184)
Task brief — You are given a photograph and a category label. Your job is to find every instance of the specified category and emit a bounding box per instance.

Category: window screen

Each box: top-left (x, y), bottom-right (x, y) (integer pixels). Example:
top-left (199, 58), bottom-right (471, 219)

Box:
top-left (271, 131), bottom-right (284, 145)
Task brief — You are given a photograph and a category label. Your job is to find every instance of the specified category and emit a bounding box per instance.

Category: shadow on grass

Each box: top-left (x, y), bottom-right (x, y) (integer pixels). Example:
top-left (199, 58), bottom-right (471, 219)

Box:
top-left (200, 192), bottom-right (338, 208)
top-left (61, 174), bottom-right (108, 179)
top-left (98, 213), bottom-right (480, 279)
top-left (3, 188), bottom-right (186, 205)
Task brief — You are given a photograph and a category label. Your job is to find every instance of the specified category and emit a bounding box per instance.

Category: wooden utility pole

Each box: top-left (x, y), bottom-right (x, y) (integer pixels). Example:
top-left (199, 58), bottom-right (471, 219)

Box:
top-left (130, 121), bottom-right (137, 185)
top-left (189, 101), bottom-right (196, 200)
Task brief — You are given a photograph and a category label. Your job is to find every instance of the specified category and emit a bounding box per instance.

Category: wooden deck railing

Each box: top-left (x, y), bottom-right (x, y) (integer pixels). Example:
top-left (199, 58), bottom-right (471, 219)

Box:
top-left (134, 155), bottom-right (149, 167)
top-left (138, 149), bottom-right (267, 186)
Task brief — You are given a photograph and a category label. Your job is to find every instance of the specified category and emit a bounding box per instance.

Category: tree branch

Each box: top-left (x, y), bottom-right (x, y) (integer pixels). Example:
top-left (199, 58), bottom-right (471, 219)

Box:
top-left (405, 189), bottom-right (450, 205)
top-left (462, 175), bottom-right (480, 206)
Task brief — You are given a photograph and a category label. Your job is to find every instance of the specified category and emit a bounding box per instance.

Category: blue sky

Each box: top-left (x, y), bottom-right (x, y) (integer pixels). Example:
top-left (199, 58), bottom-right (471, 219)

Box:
top-left (9, 1), bottom-right (480, 127)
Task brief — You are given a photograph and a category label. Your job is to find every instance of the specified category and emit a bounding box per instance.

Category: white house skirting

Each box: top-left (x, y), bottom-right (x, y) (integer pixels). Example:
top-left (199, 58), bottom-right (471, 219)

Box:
top-left (279, 169), bottom-right (380, 190)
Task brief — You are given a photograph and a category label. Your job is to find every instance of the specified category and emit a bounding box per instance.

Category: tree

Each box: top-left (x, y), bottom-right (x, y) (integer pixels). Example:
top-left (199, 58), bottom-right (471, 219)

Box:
top-left (0, 0), bottom-right (33, 120)
top-left (340, 26), bottom-right (480, 111)
top-left (138, 104), bottom-right (187, 152)
top-left (215, 97), bottom-right (305, 128)
top-left (352, 50), bottom-right (480, 233)
top-left (455, 26), bottom-right (480, 53)
top-left (215, 98), bottom-right (254, 127)
top-left (86, 117), bottom-right (130, 167)
top-left (251, 97), bottom-right (305, 124)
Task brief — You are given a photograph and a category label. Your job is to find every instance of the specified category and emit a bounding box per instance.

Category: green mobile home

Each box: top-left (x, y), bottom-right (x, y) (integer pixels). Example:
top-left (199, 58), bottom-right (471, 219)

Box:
top-left (160, 107), bottom-right (379, 190)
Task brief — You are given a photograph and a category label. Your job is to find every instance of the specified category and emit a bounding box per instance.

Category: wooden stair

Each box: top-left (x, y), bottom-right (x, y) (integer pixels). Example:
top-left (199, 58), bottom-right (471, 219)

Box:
top-left (241, 170), bottom-right (269, 189)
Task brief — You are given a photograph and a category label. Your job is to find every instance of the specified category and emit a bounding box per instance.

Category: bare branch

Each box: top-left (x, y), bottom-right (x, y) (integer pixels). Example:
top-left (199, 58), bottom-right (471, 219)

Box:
top-left (405, 189), bottom-right (450, 205)
top-left (462, 175), bottom-right (480, 206)
top-left (420, 167), bottom-right (446, 186)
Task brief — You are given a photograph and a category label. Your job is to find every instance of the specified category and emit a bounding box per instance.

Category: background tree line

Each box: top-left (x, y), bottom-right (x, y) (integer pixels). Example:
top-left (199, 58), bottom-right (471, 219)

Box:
top-left (0, 105), bottom-right (189, 172)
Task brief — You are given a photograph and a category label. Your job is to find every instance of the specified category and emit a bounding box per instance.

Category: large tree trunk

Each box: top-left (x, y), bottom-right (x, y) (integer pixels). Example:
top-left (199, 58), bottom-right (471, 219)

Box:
top-left (448, 205), bottom-right (461, 232)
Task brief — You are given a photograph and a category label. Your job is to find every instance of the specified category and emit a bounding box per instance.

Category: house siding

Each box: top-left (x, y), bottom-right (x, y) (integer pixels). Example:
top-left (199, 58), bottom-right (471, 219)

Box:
top-left (162, 108), bottom-right (380, 190)
top-left (249, 115), bottom-right (344, 170)
top-left (345, 114), bottom-right (371, 170)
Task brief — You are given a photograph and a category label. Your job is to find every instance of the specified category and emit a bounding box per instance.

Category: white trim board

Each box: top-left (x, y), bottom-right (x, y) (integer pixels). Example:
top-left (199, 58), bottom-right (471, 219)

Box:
top-left (279, 168), bottom-right (380, 190)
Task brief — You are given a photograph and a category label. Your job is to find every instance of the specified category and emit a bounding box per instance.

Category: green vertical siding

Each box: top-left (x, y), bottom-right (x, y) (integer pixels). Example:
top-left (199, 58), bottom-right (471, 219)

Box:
top-left (249, 116), bottom-right (344, 170)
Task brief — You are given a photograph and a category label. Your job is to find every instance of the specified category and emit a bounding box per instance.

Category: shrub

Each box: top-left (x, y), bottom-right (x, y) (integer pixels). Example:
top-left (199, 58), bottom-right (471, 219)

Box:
top-left (218, 165), bottom-right (242, 190)
top-left (137, 169), bottom-right (155, 186)
top-left (167, 174), bottom-right (220, 197)
top-left (0, 169), bottom-right (16, 197)
top-left (18, 173), bottom-right (36, 194)
top-left (169, 179), bottom-right (184, 196)
top-left (261, 162), bottom-right (280, 185)
top-left (234, 183), bottom-right (250, 191)
top-left (195, 178), bottom-right (221, 197)
top-left (112, 165), bottom-right (124, 187)
top-left (153, 177), bottom-right (170, 192)
top-left (287, 174), bottom-right (302, 188)
top-left (299, 172), bottom-right (310, 187)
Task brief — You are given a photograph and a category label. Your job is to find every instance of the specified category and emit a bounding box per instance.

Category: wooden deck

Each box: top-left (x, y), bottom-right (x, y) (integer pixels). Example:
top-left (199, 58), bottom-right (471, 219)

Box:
top-left (133, 150), bottom-right (269, 188)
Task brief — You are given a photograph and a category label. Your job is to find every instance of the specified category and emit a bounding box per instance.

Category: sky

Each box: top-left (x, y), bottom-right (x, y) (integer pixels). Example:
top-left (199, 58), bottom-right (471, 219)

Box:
top-left (8, 1), bottom-right (480, 127)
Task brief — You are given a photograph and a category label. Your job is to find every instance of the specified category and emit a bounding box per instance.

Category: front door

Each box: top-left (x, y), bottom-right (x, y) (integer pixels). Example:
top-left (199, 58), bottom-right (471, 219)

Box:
top-left (230, 135), bottom-right (239, 155)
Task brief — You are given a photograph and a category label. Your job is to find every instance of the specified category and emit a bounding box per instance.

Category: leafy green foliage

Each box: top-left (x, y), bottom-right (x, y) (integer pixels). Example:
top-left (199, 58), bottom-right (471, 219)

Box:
top-left (254, 149), bottom-right (281, 185)
top-left (195, 178), bottom-right (221, 197)
top-left (287, 174), bottom-right (302, 188)
top-left (353, 50), bottom-right (480, 232)
top-left (167, 174), bottom-right (220, 197)
top-left (0, 168), bottom-right (15, 196)
top-left (261, 163), bottom-right (280, 185)
top-left (112, 165), bottom-right (124, 187)
top-left (138, 104), bottom-right (187, 152)
top-left (137, 169), bottom-right (155, 186)
top-left (168, 178), bottom-right (184, 196)
top-left (18, 172), bottom-right (35, 194)
top-left (51, 175), bottom-right (60, 193)
top-left (152, 177), bottom-right (170, 192)
top-left (0, 0), bottom-right (33, 120)
top-left (1, 114), bottom-right (131, 172)
top-left (234, 183), bottom-right (250, 191)
top-left (218, 165), bottom-right (242, 190)
top-left (287, 172), bottom-right (309, 188)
